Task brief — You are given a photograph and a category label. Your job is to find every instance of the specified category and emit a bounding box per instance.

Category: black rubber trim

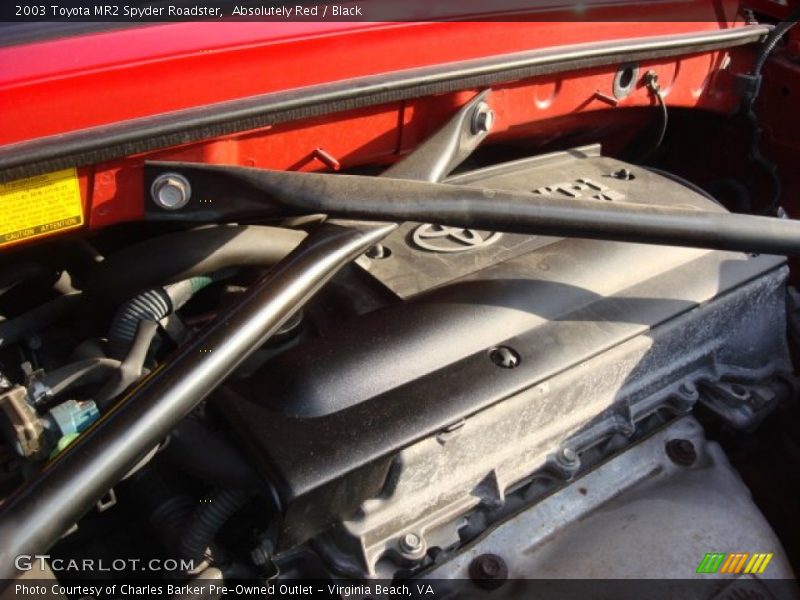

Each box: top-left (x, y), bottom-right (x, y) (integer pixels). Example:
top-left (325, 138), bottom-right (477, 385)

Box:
top-left (0, 23), bottom-right (152, 48)
top-left (0, 25), bottom-right (769, 183)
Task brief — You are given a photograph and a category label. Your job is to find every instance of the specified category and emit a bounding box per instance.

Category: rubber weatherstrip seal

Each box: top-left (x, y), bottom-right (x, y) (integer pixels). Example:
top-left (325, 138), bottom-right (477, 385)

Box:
top-left (0, 24), bottom-right (770, 183)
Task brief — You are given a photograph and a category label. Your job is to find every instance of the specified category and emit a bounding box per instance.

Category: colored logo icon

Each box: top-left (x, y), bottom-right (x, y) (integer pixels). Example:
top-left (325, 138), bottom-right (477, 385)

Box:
top-left (696, 552), bottom-right (774, 575)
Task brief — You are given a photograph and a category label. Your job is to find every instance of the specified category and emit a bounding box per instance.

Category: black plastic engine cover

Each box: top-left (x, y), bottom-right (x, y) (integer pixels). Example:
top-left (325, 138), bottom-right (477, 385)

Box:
top-left (218, 146), bottom-right (786, 549)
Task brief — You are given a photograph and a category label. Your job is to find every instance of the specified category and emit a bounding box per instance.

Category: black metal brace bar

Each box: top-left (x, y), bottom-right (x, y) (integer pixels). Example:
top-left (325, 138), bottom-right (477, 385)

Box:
top-left (146, 162), bottom-right (800, 257)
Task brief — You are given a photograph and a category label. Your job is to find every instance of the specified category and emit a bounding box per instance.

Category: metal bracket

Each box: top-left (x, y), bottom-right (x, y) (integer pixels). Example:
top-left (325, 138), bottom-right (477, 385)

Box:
top-left (382, 90), bottom-right (493, 183)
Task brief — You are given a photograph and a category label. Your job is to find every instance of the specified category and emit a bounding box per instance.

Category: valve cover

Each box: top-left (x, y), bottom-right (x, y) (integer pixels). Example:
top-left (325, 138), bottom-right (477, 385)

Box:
top-left (219, 146), bottom-right (790, 572)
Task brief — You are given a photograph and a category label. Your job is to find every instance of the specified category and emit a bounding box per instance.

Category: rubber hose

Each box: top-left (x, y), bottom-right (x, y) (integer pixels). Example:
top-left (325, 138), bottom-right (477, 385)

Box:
top-left (179, 489), bottom-right (250, 563)
top-left (95, 320), bottom-right (159, 409)
top-left (107, 288), bottom-right (171, 360)
top-left (0, 262), bottom-right (46, 296)
top-left (130, 466), bottom-right (196, 554)
top-left (0, 293), bottom-right (82, 348)
top-left (39, 357), bottom-right (121, 398)
top-left (165, 415), bottom-right (262, 489)
top-left (88, 225), bottom-right (306, 303)
top-left (106, 276), bottom-right (214, 360)
top-left (753, 8), bottom-right (800, 78)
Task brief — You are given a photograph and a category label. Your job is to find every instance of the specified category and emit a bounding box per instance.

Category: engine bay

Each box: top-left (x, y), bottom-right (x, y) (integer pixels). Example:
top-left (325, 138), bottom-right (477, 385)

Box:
top-left (2, 138), bottom-right (799, 590)
top-left (1, 14), bottom-right (800, 599)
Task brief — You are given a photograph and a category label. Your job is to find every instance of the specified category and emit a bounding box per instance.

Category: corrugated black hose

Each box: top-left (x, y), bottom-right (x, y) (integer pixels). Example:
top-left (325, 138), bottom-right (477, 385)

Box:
top-left (179, 488), bottom-right (251, 564)
top-left (106, 276), bottom-right (217, 361)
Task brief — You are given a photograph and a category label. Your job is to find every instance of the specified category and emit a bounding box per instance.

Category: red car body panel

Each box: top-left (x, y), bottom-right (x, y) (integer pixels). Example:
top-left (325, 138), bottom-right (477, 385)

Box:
top-left (0, 0), bottom-right (775, 245)
top-left (0, 18), bottom-right (740, 146)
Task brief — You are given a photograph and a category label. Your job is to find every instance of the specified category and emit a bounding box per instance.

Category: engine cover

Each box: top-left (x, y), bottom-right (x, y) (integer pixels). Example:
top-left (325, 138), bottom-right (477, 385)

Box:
top-left (219, 146), bottom-right (790, 576)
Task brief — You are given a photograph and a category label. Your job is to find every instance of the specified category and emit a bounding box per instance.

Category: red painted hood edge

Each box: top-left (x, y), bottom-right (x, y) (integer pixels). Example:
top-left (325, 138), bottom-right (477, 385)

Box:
top-left (0, 14), bottom-right (743, 146)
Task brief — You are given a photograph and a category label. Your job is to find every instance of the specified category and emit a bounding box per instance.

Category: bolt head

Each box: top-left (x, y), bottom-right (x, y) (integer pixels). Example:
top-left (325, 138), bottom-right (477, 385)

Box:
top-left (469, 554), bottom-right (508, 589)
top-left (555, 446), bottom-right (580, 471)
top-left (665, 438), bottom-right (697, 466)
top-left (560, 447), bottom-right (578, 464)
top-left (471, 103), bottom-right (495, 135)
top-left (151, 173), bottom-right (191, 210)
top-left (398, 532), bottom-right (425, 558)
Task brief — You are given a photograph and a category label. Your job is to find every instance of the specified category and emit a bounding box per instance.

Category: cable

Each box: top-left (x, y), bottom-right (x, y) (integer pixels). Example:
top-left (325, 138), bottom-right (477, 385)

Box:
top-left (0, 223), bottom-right (392, 579)
top-left (738, 9), bottom-right (800, 215)
top-left (87, 225), bottom-right (305, 303)
top-left (638, 70), bottom-right (668, 163)
top-left (94, 320), bottom-right (159, 410)
top-left (39, 357), bottom-right (121, 398)
top-left (750, 7), bottom-right (800, 103)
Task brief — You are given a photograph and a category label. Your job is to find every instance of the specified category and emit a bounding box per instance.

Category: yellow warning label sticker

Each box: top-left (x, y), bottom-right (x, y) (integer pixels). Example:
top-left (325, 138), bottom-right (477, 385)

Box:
top-left (0, 168), bottom-right (84, 248)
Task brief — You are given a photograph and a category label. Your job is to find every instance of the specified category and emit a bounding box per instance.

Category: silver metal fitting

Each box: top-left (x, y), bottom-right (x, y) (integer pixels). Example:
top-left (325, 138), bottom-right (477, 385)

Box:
top-left (557, 447), bottom-right (580, 467)
top-left (150, 172), bottom-right (192, 210)
top-left (398, 532), bottom-right (426, 559)
top-left (471, 102), bottom-right (495, 135)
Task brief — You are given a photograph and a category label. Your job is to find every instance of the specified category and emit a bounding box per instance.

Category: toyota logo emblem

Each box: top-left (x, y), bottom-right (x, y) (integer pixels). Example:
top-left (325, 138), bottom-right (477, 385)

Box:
top-left (411, 224), bottom-right (502, 253)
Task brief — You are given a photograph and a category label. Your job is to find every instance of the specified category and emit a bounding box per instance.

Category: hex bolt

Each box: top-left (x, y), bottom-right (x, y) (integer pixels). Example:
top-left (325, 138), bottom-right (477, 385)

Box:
top-left (665, 438), bottom-right (697, 466)
top-left (398, 532), bottom-right (426, 559)
top-left (557, 446), bottom-right (580, 468)
top-left (469, 554), bottom-right (508, 590)
top-left (151, 172), bottom-right (192, 210)
top-left (489, 346), bottom-right (520, 369)
top-left (471, 102), bottom-right (495, 135)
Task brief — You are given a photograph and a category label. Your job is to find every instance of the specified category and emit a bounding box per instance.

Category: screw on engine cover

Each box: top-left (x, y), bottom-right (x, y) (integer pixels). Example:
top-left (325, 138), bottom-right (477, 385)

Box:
top-left (151, 172), bottom-right (192, 210)
top-left (398, 532), bottom-right (426, 559)
top-left (469, 554), bottom-right (508, 590)
top-left (489, 346), bottom-right (520, 369)
top-left (471, 102), bottom-right (495, 135)
top-left (611, 168), bottom-right (635, 180)
top-left (365, 244), bottom-right (391, 260)
top-left (665, 438), bottom-right (697, 466)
